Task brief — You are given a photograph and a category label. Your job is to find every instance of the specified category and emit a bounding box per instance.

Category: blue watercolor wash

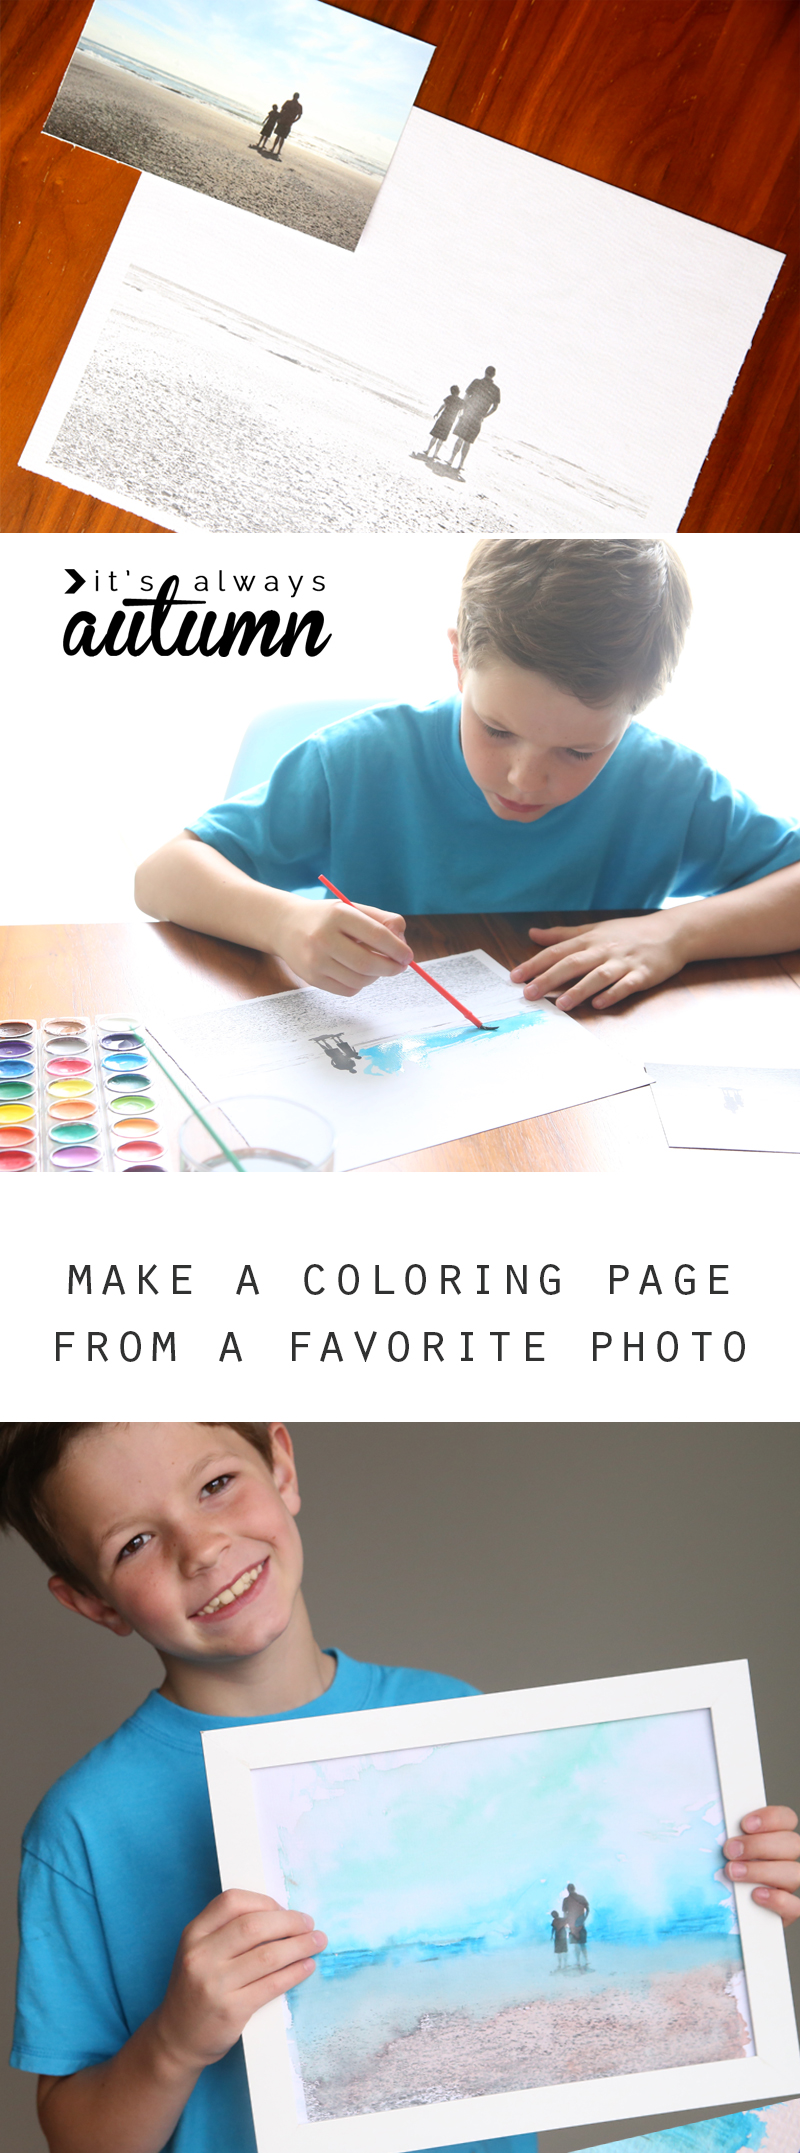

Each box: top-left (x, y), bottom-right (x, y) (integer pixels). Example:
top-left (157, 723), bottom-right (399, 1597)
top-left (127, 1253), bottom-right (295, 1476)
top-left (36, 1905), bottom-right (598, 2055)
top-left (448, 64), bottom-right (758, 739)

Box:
top-left (593, 2105), bottom-right (773, 2151)
top-left (359, 1007), bottom-right (546, 1078)
top-left (289, 1935), bottom-right (739, 2087)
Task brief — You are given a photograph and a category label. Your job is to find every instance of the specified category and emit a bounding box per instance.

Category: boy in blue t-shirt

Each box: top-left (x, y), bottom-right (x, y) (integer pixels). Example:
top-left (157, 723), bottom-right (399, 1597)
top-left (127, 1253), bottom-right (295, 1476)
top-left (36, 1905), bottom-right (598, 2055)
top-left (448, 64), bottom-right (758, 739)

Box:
top-left (3, 1420), bottom-right (798, 2153)
top-left (135, 539), bottom-right (800, 1010)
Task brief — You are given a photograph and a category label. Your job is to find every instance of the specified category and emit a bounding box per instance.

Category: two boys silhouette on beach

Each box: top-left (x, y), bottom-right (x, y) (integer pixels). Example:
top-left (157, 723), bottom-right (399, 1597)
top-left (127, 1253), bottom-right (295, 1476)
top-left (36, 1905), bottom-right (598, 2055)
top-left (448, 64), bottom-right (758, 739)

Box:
top-left (256, 93), bottom-right (303, 159)
top-left (419, 366), bottom-right (501, 479)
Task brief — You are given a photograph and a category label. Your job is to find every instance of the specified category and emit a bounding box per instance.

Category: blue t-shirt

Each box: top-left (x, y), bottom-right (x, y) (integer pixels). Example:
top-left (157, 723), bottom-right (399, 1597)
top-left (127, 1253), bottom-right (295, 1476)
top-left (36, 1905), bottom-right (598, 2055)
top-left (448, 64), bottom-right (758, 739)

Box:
top-left (190, 695), bottom-right (800, 914)
top-left (13, 1650), bottom-right (536, 2153)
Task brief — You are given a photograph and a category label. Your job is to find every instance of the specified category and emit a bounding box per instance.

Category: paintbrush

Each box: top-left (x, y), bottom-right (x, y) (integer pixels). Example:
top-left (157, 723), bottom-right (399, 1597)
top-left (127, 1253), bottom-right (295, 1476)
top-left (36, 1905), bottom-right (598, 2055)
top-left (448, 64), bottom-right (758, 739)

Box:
top-left (145, 1039), bottom-right (246, 1171)
top-left (318, 877), bottom-right (498, 1031)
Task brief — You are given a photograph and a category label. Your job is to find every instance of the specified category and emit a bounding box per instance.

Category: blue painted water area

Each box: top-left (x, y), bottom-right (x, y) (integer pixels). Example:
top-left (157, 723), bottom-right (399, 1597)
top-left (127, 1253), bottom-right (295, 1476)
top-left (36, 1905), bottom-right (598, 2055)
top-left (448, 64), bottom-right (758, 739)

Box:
top-left (595, 2110), bottom-right (774, 2152)
top-left (358, 1006), bottom-right (546, 1078)
top-left (288, 1933), bottom-right (739, 2086)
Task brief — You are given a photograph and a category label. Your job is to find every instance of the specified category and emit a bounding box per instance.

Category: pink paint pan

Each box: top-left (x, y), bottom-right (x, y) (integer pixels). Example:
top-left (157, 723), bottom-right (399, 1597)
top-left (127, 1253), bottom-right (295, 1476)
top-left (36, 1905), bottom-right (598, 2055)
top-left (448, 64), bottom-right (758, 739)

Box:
top-left (114, 1137), bottom-right (164, 1162)
top-left (46, 1057), bottom-right (93, 1078)
top-left (51, 1144), bottom-right (103, 1171)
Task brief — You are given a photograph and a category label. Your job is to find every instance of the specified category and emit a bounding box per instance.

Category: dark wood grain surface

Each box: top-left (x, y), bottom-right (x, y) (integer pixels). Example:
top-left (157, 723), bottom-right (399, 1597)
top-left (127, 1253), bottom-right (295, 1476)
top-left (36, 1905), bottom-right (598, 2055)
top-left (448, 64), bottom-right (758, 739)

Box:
top-left (3, 916), bottom-right (798, 1170)
top-left (2, 0), bottom-right (797, 533)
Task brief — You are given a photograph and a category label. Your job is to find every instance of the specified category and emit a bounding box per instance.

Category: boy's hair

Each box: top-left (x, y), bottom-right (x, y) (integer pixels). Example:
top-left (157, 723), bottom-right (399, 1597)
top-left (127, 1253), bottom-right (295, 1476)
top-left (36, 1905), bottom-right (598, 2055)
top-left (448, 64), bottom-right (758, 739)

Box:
top-left (0, 1422), bottom-right (276, 1591)
top-left (457, 538), bottom-right (692, 714)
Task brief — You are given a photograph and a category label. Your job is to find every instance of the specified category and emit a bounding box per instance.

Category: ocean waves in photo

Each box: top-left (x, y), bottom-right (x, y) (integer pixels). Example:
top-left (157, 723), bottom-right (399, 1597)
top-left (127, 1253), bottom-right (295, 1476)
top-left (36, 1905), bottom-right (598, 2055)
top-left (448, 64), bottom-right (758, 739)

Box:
top-left (75, 41), bottom-right (387, 173)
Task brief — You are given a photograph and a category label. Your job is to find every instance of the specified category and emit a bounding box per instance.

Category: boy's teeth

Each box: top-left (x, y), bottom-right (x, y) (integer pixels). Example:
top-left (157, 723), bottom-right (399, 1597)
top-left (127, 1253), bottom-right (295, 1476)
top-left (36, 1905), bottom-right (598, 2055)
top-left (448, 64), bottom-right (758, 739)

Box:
top-left (199, 1561), bottom-right (264, 1615)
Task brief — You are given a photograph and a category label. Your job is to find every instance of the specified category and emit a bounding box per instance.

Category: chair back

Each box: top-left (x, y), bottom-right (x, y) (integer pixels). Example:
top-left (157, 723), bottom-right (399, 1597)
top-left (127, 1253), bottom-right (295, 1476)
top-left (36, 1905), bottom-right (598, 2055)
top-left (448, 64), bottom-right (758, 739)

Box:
top-left (224, 697), bottom-right (383, 898)
top-left (225, 698), bottom-right (380, 797)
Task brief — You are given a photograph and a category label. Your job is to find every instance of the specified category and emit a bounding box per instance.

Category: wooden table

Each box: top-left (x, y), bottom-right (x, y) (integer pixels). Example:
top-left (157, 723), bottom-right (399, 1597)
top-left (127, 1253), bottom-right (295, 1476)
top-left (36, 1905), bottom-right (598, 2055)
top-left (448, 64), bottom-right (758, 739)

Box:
top-left (3, 917), bottom-right (799, 1171)
top-left (2, 0), bottom-right (798, 533)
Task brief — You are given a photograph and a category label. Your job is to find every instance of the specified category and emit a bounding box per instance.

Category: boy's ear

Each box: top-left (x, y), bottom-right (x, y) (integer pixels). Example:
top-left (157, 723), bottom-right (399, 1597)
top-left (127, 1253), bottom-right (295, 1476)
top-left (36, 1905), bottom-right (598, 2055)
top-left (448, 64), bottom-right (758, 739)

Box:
top-left (48, 1573), bottom-right (134, 1637)
top-left (447, 627), bottom-right (464, 690)
top-left (267, 1423), bottom-right (301, 1516)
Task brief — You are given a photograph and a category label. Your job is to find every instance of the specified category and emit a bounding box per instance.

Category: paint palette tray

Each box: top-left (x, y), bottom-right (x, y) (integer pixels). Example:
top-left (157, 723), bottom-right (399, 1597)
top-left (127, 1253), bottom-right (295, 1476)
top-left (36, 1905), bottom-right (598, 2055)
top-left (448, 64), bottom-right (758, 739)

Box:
top-left (94, 1015), bottom-right (169, 1172)
top-left (0, 1017), bottom-right (171, 1172)
top-left (39, 1016), bottom-right (107, 1173)
top-left (0, 1019), bottom-right (40, 1173)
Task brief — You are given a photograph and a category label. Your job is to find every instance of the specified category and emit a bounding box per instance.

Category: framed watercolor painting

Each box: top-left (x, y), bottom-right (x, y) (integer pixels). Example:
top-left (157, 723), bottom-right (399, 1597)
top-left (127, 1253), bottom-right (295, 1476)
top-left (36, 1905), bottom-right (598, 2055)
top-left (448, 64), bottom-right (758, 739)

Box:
top-left (202, 1660), bottom-right (800, 2151)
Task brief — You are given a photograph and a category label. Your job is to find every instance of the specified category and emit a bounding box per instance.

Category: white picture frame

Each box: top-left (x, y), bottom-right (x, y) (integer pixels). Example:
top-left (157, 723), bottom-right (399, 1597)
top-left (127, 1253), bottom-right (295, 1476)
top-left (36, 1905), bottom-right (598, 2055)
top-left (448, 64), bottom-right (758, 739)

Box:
top-left (202, 1659), bottom-right (800, 2151)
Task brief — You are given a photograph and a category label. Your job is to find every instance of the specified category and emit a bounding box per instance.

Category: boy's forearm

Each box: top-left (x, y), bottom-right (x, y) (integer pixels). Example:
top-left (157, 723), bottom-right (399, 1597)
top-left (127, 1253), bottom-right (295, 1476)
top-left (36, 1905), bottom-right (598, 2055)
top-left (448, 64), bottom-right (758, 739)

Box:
top-left (38, 2014), bottom-right (201, 2153)
top-left (134, 833), bottom-right (293, 956)
top-left (669, 862), bottom-right (800, 965)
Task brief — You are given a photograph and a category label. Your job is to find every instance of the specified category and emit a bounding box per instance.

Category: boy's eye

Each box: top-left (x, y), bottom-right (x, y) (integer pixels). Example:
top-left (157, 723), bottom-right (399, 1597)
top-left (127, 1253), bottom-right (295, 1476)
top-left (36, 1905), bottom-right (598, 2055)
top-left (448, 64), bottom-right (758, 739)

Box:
top-left (116, 1532), bottom-right (153, 1563)
top-left (201, 1473), bottom-right (235, 1497)
top-left (483, 723), bottom-right (512, 740)
top-left (563, 748), bottom-right (595, 762)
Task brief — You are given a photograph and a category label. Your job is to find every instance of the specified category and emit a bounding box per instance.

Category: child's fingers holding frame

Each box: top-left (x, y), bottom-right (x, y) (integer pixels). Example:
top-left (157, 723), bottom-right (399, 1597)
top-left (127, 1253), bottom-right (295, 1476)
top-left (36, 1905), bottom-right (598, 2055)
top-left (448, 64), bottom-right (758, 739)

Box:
top-left (158, 1890), bottom-right (327, 2069)
top-left (176, 1886), bottom-right (319, 1955)
top-left (724, 1805), bottom-right (800, 1925)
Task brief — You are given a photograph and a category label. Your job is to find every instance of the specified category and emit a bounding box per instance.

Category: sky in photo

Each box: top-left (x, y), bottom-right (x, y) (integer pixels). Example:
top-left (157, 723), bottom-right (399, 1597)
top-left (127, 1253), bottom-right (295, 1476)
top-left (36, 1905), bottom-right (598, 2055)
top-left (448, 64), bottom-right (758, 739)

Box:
top-left (255, 1708), bottom-right (735, 1953)
top-left (76, 0), bottom-right (434, 162)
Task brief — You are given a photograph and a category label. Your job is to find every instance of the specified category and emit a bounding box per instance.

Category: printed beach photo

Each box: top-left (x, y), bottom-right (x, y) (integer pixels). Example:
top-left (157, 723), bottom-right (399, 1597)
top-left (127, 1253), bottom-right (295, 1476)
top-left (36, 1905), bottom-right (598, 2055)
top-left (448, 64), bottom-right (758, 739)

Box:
top-left (253, 1708), bottom-right (750, 2124)
top-left (42, 0), bottom-right (434, 251)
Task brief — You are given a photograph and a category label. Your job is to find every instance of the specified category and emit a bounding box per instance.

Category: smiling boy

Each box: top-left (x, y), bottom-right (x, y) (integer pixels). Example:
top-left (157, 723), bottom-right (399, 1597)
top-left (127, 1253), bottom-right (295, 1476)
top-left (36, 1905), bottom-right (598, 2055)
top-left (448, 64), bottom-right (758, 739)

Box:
top-left (134, 539), bottom-right (800, 1010)
top-left (3, 1421), bottom-right (522, 2153)
top-left (3, 1420), bottom-right (798, 2153)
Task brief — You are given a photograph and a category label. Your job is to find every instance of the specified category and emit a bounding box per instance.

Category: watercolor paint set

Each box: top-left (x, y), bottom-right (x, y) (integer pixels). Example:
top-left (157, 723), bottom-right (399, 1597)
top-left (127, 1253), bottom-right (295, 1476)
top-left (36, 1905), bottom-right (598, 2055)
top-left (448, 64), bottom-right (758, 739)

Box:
top-left (0, 1021), bottom-right (40, 1172)
top-left (0, 1016), bottom-right (170, 1172)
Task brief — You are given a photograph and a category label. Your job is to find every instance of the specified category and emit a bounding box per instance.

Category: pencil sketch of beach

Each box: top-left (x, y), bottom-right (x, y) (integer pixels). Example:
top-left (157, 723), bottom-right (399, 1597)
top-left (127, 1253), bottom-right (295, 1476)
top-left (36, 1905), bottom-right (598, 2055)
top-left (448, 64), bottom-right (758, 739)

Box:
top-left (24, 111), bottom-right (783, 533)
top-left (253, 1709), bottom-right (752, 2123)
top-left (43, 2), bottom-right (433, 250)
top-left (45, 268), bottom-right (649, 534)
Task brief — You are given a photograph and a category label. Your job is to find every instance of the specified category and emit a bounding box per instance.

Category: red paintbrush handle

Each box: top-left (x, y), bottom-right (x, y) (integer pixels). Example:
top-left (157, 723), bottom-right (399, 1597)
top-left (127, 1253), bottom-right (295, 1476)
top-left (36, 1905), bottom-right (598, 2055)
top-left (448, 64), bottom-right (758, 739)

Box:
top-left (317, 876), bottom-right (485, 1031)
top-left (405, 962), bottom-right (485, 1029)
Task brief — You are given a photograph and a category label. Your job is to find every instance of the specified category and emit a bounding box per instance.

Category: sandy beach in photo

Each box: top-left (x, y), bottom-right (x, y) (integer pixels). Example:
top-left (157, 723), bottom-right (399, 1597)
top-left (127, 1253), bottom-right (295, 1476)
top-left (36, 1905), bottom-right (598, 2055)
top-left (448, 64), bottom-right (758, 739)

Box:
top-left (303, 1962), bottom-right (747, 2120)
top-left (44, 52), bottom-right (379, 250)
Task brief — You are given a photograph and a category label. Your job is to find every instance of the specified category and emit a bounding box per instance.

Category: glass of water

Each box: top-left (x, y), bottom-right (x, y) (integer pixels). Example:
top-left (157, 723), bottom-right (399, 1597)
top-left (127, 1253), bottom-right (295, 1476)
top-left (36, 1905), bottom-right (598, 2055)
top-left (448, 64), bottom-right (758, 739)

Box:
top-left (178, 1095), bottom-right (335, 1173)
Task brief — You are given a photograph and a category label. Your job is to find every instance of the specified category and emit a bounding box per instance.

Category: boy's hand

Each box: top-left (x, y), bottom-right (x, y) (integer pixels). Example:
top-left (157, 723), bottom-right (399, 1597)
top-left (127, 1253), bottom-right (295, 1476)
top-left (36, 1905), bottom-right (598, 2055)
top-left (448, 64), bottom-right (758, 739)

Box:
top-left (510, 913), bottom-right (688, 1011)
top-left (154, 1890), bottom-right (327, 2072)
top-left (278, 894), bottom-right (412, 996)
top-left (724, 1807), bottom-right (800, 1927)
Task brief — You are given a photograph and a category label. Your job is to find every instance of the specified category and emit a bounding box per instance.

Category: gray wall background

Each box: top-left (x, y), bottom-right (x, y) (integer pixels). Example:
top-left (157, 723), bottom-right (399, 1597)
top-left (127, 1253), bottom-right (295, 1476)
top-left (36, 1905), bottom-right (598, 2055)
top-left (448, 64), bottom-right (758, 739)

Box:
top-left (2, 1423), bottom-right (797, 2152)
